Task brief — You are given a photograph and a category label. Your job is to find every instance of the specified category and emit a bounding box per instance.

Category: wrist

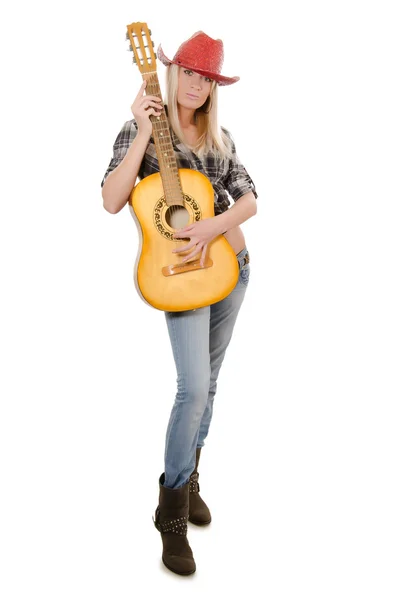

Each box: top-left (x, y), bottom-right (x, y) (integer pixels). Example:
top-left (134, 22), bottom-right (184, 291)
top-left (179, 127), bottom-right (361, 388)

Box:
top-left (135, 130), bottom-right (151, 145)
top-left (214, 213), bottom-right (228, 235)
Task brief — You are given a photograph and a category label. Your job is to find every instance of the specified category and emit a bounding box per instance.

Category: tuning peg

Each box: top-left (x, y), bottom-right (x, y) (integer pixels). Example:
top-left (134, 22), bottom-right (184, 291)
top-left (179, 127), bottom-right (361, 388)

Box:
top-left (132, 57), bottom-right (137, 64)
top-left (125, 32), bottom-right (129, 40)
top-left (154, 52), bottom-right (157, 59)
top-left (148, 29), bottom-right (152, 35)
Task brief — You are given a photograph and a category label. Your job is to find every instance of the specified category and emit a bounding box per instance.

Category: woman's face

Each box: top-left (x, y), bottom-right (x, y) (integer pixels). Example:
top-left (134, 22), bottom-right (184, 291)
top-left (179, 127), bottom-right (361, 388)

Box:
top-left (177, 68), bottom-right (213, 111)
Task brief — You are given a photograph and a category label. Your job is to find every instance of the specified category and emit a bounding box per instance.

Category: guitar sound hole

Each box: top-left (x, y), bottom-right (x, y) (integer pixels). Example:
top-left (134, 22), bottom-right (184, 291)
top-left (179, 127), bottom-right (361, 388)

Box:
top-left (165, 205), bottom-right (190, 230)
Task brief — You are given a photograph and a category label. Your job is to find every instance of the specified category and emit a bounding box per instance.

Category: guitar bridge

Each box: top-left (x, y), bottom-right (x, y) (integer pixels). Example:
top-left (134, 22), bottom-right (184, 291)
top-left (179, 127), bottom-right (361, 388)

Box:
top-left (162, 257), bottom-right (213, 277)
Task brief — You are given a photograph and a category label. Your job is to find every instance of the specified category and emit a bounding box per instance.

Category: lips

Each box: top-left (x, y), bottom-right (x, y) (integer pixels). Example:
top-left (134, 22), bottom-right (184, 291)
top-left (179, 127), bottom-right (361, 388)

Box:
top-left (186, 93), bottom-right (199, 99)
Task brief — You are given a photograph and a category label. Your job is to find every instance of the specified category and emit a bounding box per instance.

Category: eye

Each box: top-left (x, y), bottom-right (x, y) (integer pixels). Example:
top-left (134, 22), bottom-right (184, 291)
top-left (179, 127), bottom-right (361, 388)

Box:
top-left (184, 69), bottom-right (193, 75)
top-left (205, 77), bottom-right (212, 82)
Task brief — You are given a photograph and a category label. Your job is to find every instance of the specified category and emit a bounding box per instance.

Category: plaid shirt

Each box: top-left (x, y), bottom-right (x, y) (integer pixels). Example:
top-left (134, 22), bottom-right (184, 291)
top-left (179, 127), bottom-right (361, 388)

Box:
top-left (101, 114), bottom-right (258, 216)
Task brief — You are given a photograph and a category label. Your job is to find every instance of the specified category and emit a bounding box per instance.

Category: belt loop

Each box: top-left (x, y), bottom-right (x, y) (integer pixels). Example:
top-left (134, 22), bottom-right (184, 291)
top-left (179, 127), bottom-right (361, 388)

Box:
top-left (237, 249), bottom-right (250, 268)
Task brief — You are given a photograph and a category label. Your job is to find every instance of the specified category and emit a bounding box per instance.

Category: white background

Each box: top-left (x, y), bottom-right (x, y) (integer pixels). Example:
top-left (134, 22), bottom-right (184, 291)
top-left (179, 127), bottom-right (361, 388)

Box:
top-left (1, 0), bottom-right (396, 597)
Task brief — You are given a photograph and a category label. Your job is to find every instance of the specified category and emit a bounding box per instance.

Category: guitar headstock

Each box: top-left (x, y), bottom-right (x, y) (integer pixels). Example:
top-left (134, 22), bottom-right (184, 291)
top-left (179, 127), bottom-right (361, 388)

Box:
top-left (126, 22), bottom-right (157, 74)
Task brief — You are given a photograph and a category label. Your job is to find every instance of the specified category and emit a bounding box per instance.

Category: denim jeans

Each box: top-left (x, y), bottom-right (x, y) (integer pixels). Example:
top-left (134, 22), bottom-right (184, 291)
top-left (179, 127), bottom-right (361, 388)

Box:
top-left (163, 247), bottom-right (250, 488)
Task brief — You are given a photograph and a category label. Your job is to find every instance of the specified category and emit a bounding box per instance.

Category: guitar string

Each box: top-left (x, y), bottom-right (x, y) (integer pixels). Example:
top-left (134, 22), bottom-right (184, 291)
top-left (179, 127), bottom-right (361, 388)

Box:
top-left (133, 41), bottom-right (199, 263)
top-left (146, 78), bottom-right (189, 258)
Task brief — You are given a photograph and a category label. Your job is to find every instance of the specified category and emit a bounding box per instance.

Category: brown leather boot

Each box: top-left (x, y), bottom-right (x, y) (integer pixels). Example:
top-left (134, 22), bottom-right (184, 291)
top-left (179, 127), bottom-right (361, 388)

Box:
top-left (188, 447), bottom-right (212, 526)
top-left (153, 472), bottom-right (196, 576)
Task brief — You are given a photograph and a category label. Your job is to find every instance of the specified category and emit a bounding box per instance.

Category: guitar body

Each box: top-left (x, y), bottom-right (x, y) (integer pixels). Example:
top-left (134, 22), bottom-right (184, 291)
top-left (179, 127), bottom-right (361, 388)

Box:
top-left (129, 168), bottom-right (239, 312)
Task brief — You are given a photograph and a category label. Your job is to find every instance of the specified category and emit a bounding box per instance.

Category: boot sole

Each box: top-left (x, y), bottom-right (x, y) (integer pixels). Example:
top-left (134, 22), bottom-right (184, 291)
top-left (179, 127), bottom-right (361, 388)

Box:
top-left (162, 558), bottom-right (196, 576)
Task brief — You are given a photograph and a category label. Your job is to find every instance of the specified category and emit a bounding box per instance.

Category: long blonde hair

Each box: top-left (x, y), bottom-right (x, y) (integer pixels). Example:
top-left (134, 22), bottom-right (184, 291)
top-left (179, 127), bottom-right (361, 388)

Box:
top-left (164, 64), bottom-right (232, 160)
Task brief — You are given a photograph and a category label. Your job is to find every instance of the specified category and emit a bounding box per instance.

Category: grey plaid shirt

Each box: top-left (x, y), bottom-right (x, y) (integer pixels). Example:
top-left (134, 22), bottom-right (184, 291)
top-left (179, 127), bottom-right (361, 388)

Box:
top-left (101, 113), bottom-right (258, 216)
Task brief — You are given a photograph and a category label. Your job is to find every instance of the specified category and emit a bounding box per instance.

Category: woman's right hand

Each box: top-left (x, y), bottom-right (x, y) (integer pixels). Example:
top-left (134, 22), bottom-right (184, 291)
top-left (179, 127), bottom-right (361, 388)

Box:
top-left (131, 80), bottom-right (163, 137)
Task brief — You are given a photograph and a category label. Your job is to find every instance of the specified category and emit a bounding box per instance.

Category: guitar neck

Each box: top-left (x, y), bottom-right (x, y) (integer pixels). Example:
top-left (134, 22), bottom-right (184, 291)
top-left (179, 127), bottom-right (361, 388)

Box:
top-left (143, 73), bottom-right (184, 206)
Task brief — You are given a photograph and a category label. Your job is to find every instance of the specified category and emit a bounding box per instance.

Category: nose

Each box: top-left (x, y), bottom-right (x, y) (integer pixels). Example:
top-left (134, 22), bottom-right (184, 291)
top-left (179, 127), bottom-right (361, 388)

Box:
top-left (190, 74), bottom-right (202, 91)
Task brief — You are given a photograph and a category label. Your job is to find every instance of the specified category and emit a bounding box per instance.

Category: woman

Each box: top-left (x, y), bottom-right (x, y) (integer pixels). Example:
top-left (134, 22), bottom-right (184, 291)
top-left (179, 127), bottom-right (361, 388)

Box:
top-left (101, 31), bottom-right (258, 576)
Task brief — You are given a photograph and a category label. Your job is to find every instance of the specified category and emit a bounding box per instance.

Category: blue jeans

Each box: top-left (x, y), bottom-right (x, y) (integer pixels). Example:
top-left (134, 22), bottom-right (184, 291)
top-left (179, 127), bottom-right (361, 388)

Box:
top-left (163, 247), bottom-right (250, 488)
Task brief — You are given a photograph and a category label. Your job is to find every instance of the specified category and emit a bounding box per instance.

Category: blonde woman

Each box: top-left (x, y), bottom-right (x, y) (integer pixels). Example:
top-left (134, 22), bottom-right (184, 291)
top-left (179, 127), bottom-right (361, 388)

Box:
top-left (101, 31), bottom-right (258, 576)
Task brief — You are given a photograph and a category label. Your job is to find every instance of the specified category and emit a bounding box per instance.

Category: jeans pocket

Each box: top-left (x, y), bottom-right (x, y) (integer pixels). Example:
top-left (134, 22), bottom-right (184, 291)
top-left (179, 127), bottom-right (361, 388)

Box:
top-left (239, 263), bottom-right (250, 287)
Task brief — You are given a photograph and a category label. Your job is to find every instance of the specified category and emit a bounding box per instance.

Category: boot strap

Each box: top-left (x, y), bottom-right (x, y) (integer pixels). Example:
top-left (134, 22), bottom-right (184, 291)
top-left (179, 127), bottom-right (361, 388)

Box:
top-left (154, 514), bottom-right (188, 536)
top-left (189, 472), bottom-right (200, 494)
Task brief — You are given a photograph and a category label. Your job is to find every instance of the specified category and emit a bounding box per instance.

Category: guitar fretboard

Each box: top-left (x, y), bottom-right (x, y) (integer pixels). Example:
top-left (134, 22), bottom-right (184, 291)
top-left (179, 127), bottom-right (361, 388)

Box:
top-left (144, 74), bottom-right (184, 206)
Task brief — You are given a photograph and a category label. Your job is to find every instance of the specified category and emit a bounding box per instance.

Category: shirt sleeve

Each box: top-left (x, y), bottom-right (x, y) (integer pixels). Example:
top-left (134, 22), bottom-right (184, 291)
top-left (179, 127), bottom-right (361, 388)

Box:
top-left (222, 128), bottom-right (258, 201)
top-left (100, 119), bottom-right (139, 188)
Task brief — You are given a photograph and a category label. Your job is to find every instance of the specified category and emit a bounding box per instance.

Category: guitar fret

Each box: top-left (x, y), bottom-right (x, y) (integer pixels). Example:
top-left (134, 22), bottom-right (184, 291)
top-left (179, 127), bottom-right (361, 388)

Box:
top-left (155, 143), bottom-right (173, 151)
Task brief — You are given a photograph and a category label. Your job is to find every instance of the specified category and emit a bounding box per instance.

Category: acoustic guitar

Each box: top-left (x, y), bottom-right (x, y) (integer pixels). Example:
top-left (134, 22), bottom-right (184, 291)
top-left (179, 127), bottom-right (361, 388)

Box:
top-left (126, 22), bottom-right (239, 312)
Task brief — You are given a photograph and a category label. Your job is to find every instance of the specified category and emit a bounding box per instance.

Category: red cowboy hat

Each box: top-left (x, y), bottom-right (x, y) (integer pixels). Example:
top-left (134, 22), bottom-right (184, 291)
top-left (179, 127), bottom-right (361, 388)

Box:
top-left (157, 31), bottom-right (240, 86)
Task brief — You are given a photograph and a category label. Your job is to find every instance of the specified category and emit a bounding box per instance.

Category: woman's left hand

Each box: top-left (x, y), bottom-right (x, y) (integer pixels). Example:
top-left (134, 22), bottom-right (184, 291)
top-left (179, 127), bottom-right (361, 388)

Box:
top-left (172, 217), bottom-right (222, 265)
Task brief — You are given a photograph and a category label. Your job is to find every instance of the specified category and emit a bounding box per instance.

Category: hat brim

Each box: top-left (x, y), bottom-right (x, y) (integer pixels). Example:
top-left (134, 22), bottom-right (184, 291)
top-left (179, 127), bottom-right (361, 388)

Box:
top-left (157, 44), bottom-right (240, 86)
